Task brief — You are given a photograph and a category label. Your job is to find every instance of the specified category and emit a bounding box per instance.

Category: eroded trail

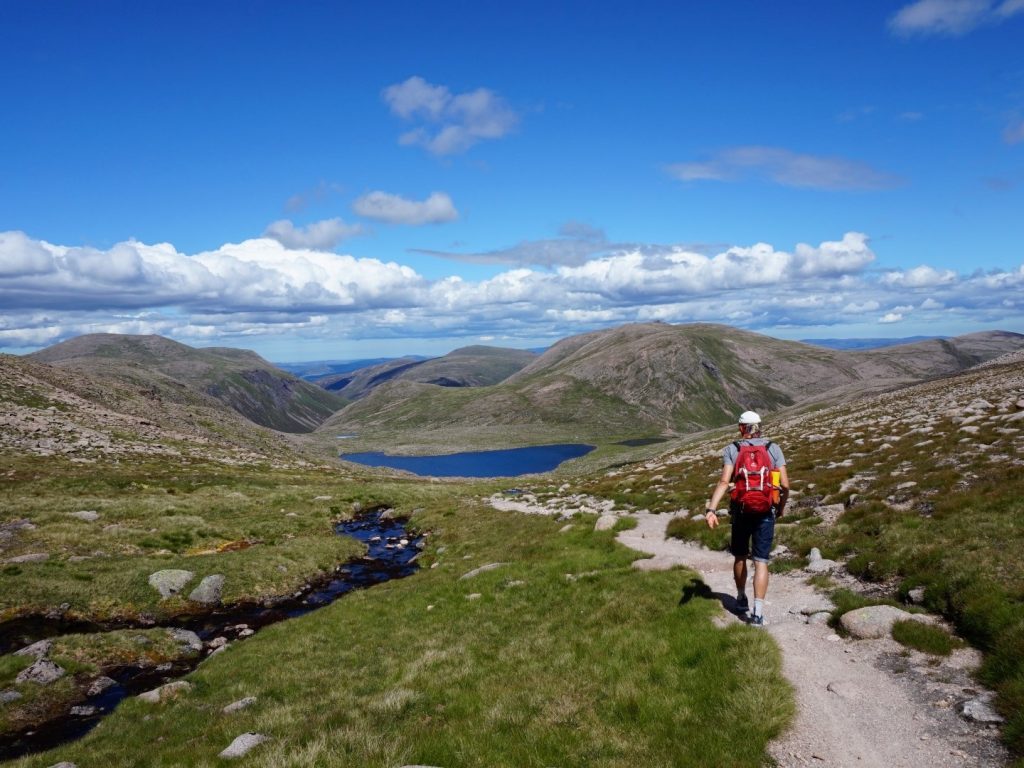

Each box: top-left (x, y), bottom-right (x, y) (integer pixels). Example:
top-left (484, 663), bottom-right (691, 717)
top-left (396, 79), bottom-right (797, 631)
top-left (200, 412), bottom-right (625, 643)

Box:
top-left (616, 512), bottom-right (1008, 768)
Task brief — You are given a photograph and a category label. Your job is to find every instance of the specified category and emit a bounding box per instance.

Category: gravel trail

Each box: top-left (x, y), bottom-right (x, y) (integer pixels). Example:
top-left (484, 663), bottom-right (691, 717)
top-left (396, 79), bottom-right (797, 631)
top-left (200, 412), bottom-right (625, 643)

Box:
top-left (616, 512), bottom-right (1009, 768)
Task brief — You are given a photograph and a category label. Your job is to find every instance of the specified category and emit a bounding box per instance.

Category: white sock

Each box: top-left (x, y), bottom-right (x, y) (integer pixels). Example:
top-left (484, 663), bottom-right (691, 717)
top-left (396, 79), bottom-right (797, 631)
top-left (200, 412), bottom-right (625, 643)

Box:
top-left (753, 598), bottom-right (765, 617)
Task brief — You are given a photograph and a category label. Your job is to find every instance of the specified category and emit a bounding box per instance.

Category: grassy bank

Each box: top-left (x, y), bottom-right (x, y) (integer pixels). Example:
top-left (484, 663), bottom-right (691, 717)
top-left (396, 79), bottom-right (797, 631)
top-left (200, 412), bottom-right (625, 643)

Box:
top-left (2, 457), bottom-right (792, 766)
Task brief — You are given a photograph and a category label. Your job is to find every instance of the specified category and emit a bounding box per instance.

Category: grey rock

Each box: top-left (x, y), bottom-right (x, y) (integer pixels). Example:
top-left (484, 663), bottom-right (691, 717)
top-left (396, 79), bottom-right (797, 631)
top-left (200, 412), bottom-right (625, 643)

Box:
top-left (840, 605), bottom-right (921, 639)
top-left (219, 732), bottom-right (270, 759)
top-left (14, 639), bottom-right (53, 659)
top-left (70, 705), bottom-right (99, 716)
top-left (958, 692), bottom-right (1004, 724)
top-left (816, 503), bottom-right (846, 526)
top-left (68, 510), bottom-right (100, 522)
top-left (808, 547), bottom-right (822, 563)
top-left (907, 586), bottom-right (926, 605)
top-left (137, 680), bottom-right (192, 703)
top-left (594, 514), bottom-right (618, 531)
top-left (47, 763), bottom-right (78, 768)
top-left (1, 689), bottom-right (23, 704)
top-left (16, 659), bottom-right (65, 685)
top-left (558, 524), bottom-right (573, 533)
top-left (148, 569), bottom-right (194, 598)
top-left (807, 611), bottom-right (832, 625)
top-left (87, 676), bottom-right (117, 696)
top-left (459, 562), bottom-right (507, 580)
top-left (5, 553), bottom-right (49, 564)
top-left (351, 501), bottom-right (363, 513)
top-left (168, 628), bottom-right (203, 654)
top-left (222, 696), bottom-right (257, 714)
top-left (805, 557), bottom-right (838, 574)
top-left (188, 574), bottom-right (225, 605)
top-left (208, 636), bottom-right (229, 649)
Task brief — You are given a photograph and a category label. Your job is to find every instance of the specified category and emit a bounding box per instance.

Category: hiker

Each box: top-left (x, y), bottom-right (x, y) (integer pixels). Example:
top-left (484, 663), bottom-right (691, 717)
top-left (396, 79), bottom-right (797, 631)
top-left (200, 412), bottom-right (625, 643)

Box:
top-left (704, 410), bottom-right (789, 626)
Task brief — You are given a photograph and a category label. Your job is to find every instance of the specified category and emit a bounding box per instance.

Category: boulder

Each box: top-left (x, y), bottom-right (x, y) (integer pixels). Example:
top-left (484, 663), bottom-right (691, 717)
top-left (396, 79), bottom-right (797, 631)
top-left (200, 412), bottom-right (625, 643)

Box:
top-left (14, 639), bottom-right (53, 659)
top-left (137, 680), bottom-right (193, 703)
top-left (68, 510), bottom-right (100, 522)
top-left (148, 569), bottom-right (194, 598)
top-left (167, 628), bottom-right (203, 654)
top-left (219, 732), bottom-right (270, 759)
top-left (16, 659), bottom-right (65, 685)
top-left (87, 676), bottom-right (117, 696)
top-left (459, 563), bottom-right (507, 580)
top-left (222, 696), bottom-right (258, 714)
top-left (594, 514), bottom-right (618, 532)
top-left (840, 605), bottom-right (923, 639)
top-left (188, 574), bottom-right (225, 605)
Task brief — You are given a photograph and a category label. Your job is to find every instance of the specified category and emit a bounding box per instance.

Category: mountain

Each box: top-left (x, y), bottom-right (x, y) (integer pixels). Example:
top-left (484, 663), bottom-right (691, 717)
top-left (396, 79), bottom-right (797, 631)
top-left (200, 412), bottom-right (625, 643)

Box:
top-left (322, 323), bottom-right (1024, 445)
top-left (315, 345), bottom-right (537, 399)
top-left (276, 357), bottom-right (426, 381)
top-left (800, 335), bottom-right (942, 350)
top-left (29, 334), bottom-right (347, 433)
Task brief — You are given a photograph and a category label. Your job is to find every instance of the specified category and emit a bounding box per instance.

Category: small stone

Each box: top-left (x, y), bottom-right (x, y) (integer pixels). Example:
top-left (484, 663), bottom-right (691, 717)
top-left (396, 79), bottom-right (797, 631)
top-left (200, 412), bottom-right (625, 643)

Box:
top-left (208, 636), bottom-right (229, 649)
top-left (805, 557), bottom-right (838, 574)
top-left (466, 593), bottom-right (482, 600)
top-left (237, 628), bottom-right (254, 638)
top-left (907, 587), bottom-right (926, 604)
top-left (70, 705), bottom-right (99, 716)
top-left (219, 732), bottom-right (270, 759)
top-left (137, 681), bottom-right (192, 703)
top-left (47, 763), bottom-right (77, 768)
top-left (14, 639), bottom-right (53, 659)
top-left (459, 562), bottom-right (507, 580)
top-left (558, 524), bottom-right (573, 533)
top-left (222, 696), bottom-right (257, 714)
top-left (958, 693), bottom-right (1004, 724)
top-left (1, 689), bottom-right (23, 704)
top-left (68, 510), bottom-right (100, 522)
top-left (594, 514), bottom-right (618, 531)
top-left (148, 569), bottom-right (194, 598)
top-left (87, 676), bottom-right (117, 696)
top-left (807, 612), bottom-right (832, 625)
top-left (16, 659), bottom-right (65, 685)
top-left (808, 547), bottom-right (822, 563)
top-left (187, 574), bottom-right (225, 605)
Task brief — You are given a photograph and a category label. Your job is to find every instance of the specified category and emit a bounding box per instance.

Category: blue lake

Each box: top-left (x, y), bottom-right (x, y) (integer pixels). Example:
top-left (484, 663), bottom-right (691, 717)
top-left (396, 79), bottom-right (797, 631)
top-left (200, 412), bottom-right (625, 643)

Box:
top-left (340, 443), bottom-right (596, 478)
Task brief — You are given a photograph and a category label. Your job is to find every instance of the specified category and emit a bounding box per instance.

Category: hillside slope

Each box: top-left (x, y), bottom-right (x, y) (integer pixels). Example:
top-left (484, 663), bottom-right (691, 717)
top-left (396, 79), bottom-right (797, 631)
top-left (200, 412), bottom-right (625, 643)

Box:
top-left (322, 323), bottom-right (1024, 447)
top-left (29, 334), bottom-right (347, 433)
top-left (316, 345), bottom-right (536, 399)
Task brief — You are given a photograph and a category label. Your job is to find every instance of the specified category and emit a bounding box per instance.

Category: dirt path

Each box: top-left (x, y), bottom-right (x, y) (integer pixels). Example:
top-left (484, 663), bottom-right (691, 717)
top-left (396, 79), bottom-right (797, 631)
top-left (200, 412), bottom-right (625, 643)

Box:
top-left (616, 512), bottom-right (1009, 768)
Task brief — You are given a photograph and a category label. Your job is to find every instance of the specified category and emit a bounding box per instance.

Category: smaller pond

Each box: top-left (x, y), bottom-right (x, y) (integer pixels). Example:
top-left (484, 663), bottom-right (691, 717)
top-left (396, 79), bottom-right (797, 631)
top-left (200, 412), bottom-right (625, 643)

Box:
top-left (341, 443), bottom-right (595, 478)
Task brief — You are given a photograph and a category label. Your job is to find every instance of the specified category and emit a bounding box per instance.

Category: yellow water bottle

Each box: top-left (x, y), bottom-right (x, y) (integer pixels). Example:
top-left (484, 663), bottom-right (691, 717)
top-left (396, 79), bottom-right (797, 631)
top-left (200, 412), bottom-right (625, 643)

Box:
top-left (771, 470), bottom-right (781, 505)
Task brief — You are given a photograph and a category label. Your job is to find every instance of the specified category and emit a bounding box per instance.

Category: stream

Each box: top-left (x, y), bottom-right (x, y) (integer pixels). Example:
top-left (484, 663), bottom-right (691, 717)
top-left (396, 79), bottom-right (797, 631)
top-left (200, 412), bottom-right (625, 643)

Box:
top-left (0, 509), bottom-right (422, 762)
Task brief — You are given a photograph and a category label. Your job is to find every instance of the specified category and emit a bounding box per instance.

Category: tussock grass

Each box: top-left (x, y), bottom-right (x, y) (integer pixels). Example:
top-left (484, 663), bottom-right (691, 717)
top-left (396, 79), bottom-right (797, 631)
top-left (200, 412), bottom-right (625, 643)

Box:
top-left (891, 620), bottom-right (964, 656)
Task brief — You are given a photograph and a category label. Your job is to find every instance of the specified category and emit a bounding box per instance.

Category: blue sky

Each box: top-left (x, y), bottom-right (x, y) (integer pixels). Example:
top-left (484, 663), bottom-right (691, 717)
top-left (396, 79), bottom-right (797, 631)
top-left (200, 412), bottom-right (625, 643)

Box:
top-left (1, 0), bottom-right (1022, 361)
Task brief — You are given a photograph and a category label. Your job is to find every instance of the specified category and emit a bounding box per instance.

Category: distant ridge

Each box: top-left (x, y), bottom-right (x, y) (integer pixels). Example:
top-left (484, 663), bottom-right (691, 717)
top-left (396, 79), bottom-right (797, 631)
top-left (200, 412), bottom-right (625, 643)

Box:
top-left (802, 336), bottom-right (942, 350)
top-left (30, 334), bottom-right (347, 433)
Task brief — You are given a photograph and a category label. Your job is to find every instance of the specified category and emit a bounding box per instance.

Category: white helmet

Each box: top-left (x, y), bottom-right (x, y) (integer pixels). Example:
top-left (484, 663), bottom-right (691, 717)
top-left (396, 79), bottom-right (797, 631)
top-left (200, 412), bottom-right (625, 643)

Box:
top-left (738, 410), bottom-right (761, 425)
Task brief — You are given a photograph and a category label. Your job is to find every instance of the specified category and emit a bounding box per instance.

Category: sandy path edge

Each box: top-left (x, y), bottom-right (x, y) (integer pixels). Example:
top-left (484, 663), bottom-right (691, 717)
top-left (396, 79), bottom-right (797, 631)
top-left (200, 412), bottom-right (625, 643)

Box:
top-left (616, 512), bottom-right (1009, 768)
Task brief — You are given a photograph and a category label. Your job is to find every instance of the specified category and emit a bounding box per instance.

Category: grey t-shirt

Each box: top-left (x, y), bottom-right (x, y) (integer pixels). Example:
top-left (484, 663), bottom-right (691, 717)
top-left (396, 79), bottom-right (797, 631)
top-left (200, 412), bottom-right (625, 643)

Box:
top-left (722, 437), bottom-right (786, 468)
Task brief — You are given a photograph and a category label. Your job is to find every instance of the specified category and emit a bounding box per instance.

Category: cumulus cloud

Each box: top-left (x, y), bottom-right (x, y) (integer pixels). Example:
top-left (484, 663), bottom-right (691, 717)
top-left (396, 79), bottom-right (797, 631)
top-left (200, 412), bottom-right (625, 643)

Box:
top-left (382, 76), bottom-right (519, 155)
top-left (2, 229), bottom-right (1023, 352)
top-left (263, 218), bottom-right (364, 250)
top-left (352, 191), bottom-right (459, 225)
top-left (889, 0), bottom-right (1024, 36)
top-left (667, 146), bottom-right (902, 190)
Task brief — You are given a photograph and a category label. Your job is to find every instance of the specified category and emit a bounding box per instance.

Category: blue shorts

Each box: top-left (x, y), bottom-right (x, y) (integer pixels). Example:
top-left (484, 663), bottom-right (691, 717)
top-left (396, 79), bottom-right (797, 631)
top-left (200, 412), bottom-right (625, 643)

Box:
top-left (729, 505), bottom-right (776, 563)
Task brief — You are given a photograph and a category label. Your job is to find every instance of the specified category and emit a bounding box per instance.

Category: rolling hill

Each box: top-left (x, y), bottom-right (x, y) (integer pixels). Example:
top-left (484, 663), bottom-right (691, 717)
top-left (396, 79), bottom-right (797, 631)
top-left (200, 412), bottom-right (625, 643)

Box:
top-left (321, 323), bottom-right (1024, 447)
top-left (314, 345), bottom-right (537, 399)
top-left (29, 334), bottom-right (347, 433)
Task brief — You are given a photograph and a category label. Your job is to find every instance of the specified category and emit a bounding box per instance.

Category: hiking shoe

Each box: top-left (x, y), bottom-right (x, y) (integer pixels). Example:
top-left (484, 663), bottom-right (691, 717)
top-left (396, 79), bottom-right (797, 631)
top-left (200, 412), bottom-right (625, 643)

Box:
top-left (735, 594), bottom-right (749, 614)
top-left (749, 613), bottom-right (766, 627)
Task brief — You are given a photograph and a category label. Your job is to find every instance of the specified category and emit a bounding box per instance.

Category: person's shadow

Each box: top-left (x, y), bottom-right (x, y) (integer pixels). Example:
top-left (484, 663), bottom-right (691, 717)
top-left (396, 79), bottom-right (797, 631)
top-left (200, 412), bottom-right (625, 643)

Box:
top-left (679, 576), bottom-right (746, 616)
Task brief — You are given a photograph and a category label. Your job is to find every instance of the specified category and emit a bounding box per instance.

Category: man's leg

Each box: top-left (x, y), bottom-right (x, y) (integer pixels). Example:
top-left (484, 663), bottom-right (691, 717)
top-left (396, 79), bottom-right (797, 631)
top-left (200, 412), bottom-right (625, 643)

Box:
top-left (752, 560), bottom-right (769, 600)
top-left (734, 557), bottom-right (748, 594)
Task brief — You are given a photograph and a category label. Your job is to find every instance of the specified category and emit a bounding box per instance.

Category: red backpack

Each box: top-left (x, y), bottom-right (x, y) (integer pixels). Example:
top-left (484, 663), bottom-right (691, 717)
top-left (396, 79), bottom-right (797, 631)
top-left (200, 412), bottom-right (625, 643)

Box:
top-left (730, 441), bottom-right (775, 514)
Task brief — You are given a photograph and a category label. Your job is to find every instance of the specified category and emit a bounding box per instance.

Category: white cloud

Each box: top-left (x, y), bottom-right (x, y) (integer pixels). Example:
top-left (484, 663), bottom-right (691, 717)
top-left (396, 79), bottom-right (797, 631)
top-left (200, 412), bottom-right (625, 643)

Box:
top-left (880, 265), bottom-right (958, 287)
top-left (667, 146), bottom-right (902, 190)
top-left (2, 229), bottom-right (1023, 352)
top-left (383, 76), bottom-right (519, 155)
top-left (352, 191), bottom-right (458, 225)
top-left (263, 218), bottom-right (364, 250)
top-left (889, 0), bottom-right (1024, 36)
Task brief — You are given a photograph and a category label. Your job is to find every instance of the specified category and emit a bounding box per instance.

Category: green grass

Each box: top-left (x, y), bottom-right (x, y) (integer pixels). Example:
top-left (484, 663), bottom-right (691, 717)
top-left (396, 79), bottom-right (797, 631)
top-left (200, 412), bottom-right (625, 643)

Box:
top-left (2, 456), bottom-right (793, 767)
top-left (891, 620), bottom-right (964, 656)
